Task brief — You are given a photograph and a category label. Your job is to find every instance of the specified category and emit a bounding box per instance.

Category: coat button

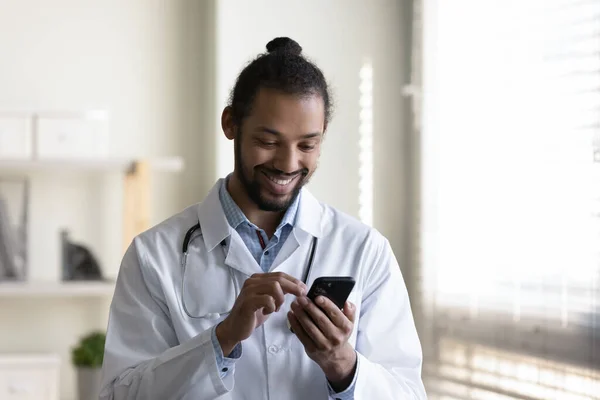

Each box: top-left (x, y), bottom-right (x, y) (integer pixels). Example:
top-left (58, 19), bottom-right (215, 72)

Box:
top-left (268, 345), bottom-right (279, 354)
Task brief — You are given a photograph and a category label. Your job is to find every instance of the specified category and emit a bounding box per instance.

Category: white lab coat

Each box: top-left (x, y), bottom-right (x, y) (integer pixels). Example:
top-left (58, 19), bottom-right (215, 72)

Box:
top-left (99, 179), bottom-right (427, 400)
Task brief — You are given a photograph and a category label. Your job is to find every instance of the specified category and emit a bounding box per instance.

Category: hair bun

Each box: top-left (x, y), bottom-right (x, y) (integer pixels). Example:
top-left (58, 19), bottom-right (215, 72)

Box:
top-left (266, 37), bottom-right (302, 56)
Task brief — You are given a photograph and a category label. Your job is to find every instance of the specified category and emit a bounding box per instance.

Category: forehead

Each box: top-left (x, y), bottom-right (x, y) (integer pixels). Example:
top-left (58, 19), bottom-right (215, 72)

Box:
top-left (245, 88), bottom-right (325, 136)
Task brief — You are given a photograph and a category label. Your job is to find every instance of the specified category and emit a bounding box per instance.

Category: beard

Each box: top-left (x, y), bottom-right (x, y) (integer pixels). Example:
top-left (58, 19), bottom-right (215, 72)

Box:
top-left (234, 135), bottom-right (311, 212)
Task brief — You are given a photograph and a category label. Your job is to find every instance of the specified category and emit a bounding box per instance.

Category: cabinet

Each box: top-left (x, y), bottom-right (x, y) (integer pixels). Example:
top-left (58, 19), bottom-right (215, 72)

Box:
top-left (0, 354), bottom-right (60, 400)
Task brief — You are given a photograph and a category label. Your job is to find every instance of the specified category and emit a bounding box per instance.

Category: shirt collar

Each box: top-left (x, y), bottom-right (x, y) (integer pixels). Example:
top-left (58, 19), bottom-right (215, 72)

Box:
top-left (198, 178), bottom-right (323, 252)
top-left (218, 174), bottom-right (300, 235)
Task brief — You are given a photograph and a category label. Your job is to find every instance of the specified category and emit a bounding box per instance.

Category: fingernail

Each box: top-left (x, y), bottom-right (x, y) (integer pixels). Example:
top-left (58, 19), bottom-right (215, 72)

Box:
top-left (298, 297), bottom-right (308, 306)
top-left (317, 296), bottom-right (325, 305)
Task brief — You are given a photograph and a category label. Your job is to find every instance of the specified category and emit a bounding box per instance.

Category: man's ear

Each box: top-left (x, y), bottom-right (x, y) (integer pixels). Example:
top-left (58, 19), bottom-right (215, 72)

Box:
top-left (221, 106), bottom-right (236, 140)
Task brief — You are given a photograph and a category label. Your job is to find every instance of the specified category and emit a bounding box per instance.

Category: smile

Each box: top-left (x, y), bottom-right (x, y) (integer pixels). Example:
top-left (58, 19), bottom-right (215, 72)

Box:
top-left (262, 172), bottom-right (298, 186)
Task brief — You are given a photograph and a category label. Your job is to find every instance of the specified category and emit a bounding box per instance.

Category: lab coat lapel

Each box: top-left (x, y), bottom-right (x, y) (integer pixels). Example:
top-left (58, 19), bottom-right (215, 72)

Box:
top-left (269, 230), bottom-right (300, 271)
top-left (196, 179), bottom-right (229, 251)
top-left (270, 189), bottom-right (324, 273)
top-left (197, 179), bottom-right (263, 277)
top-left (224, 230), bottom-right (262, 277)
top-left (294, 188), bottom-right (324, 239)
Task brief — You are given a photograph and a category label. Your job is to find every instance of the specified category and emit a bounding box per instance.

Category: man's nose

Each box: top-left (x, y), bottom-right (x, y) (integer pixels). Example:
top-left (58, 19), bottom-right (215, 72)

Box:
top-left (273, 146), bottom-right (300, 174)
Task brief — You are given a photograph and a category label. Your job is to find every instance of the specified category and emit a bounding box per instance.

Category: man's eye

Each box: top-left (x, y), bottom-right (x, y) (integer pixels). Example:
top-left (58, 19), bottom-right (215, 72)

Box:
top-left (300, 144), bottom-right (316, 151)
top-left (260, 140), bottom-right (276, 147)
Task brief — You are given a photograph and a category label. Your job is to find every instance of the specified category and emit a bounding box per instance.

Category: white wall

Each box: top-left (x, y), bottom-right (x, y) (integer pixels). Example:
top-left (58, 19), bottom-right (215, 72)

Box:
top-left (215, 0), bottom-right (412, 256)
top-left (0, 1), bottom-right (215, 399)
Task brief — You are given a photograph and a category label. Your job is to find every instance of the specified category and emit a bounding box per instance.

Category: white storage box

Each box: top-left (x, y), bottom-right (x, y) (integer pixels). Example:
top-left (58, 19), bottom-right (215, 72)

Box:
top-left (0, 354), bottom-right (60, 400)
top-left (0, 115), bottom-right (33, 160)
top-left (35, 112), bottom-right (109, 159)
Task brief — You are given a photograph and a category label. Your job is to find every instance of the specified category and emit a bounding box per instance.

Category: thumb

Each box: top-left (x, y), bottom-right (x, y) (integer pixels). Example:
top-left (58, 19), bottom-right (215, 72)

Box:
top-left (343, 301), bottom-right (356, 322)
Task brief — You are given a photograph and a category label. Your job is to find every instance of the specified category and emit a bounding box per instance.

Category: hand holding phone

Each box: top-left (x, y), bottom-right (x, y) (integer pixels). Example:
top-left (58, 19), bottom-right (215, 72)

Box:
top-left (307, 276), bottom-right (356, 310)
top-left (288, 276), bottom-right (358, 383)
top-left (288, 276), bottom-right (355, 333)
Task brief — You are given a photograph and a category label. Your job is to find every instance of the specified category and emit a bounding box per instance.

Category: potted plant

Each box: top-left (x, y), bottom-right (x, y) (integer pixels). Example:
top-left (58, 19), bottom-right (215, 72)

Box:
top-left (71, 331), bottom-right (106, 400)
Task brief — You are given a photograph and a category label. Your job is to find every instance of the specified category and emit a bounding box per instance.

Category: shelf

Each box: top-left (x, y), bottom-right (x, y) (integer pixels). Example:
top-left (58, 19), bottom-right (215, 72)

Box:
top-left (0, 281), bottom-right (116, 298)
top-left (0, 156), bottom-right (184, 174)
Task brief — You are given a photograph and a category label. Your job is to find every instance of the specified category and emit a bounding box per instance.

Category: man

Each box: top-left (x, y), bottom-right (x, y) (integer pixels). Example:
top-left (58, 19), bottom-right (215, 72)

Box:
top-left (100, 37), bottom-right (426, 400)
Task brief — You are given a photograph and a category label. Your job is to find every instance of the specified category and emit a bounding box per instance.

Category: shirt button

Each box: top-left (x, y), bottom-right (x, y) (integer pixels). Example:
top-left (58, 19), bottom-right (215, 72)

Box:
top-left (221, 367), bottom-right (228, 372)
top-left (268, 345), bottom-right (279, 354)
top-left (264, 251), bottom-right (270, 255)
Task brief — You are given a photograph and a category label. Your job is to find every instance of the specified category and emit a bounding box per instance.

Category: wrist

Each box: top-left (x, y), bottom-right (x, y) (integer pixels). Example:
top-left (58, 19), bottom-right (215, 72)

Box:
top-left (323, 345), bottom-right (357, 390)
top-left (215, 320), bottom-right (239, 357)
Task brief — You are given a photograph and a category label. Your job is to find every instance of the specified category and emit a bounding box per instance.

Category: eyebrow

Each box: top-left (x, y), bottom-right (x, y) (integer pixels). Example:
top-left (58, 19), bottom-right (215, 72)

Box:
top-left (257, 126), bottom-right (321, 139)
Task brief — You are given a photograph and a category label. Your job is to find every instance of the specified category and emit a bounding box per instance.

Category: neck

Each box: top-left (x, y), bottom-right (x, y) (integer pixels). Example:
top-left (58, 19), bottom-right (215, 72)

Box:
top-left (227, 173), bottom-right (284, 237)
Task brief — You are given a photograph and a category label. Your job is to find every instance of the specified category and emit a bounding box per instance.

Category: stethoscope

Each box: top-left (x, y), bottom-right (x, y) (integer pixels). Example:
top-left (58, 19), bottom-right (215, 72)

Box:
top-left (180, 221), bottom-right (318, 320)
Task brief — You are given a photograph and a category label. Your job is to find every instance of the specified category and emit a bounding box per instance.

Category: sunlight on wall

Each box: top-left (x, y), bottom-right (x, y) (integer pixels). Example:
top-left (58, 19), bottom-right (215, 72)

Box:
top-left (358, 61), bottom-right (373, 226)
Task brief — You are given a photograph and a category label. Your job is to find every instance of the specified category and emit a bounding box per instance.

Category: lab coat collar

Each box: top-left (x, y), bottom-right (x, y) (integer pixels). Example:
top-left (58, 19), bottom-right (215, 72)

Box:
top-left (294, 187), bottom-right (324, 239)
top-left (197, 179), bottom-right (230, 252)
top-left (197, 179), bottom-right (324, 252)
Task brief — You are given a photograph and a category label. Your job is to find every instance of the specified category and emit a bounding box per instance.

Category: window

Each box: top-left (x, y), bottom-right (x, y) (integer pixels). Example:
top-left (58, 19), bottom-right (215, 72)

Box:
top-left (420, 0), bottom-right (600, 398)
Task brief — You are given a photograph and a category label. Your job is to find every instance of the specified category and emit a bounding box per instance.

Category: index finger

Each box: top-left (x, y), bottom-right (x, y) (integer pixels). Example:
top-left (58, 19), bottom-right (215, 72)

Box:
top-left (266, 272), bottom-right (307, 296)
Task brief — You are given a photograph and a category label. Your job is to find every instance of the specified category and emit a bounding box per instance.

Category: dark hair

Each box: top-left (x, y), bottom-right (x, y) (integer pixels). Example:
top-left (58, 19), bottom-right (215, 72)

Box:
top-left (227, 37), bottom-right (333, 130)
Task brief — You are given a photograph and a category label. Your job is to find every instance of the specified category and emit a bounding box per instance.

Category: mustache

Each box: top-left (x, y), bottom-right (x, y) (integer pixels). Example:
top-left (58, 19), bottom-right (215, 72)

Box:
top-left (259, 167), bottom-right (309, 179)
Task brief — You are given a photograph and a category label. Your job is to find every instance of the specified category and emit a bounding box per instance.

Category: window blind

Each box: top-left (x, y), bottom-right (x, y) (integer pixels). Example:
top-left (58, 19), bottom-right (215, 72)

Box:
top-left (418, 0), bottom-right (600, 398)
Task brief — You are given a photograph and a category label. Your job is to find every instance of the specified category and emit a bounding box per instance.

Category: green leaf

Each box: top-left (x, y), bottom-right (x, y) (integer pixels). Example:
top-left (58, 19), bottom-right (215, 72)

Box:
top-left (71, 331), bottom-right (106, 368)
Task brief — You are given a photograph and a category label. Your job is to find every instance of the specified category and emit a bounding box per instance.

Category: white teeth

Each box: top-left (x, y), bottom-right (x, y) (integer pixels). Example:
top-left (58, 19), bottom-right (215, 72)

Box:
top-left (265, 174), bottom-right (294, 186)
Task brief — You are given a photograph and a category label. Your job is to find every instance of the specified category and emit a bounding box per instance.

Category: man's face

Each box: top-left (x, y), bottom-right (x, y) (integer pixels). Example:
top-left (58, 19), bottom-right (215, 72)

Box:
top-left (232, 88), bottom-right (325, 212)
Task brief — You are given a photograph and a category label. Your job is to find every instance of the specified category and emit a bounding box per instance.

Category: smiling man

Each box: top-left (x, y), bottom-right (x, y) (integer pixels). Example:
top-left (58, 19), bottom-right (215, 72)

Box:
top-left (100, 37), bottom-right (426, 400)
top-left (223, 85), bottom-right (323, 234)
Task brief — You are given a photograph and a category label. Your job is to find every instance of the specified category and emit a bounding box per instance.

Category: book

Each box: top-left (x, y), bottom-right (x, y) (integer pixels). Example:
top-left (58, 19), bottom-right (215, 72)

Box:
top-left (0, 179), bottom-right (28, 281)
top-left (0, 195), bottom-right (17, 278)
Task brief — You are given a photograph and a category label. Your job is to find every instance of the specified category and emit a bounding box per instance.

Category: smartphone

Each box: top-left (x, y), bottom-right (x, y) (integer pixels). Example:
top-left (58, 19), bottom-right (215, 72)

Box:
top-left (307, 276), bottom-right (356, 309)
top-left (288, 276), bottom-right (356, 333)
